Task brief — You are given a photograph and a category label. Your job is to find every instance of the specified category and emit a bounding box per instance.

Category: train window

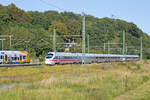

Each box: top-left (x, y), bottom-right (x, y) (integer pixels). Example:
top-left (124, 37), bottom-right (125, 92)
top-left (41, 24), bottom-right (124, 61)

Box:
top-left (54, 56), bottom-right (59, 60)
top-left (60, 56), bottom-right (64, 59)
top-left (20, 56), bottom-right (22, 61)
top-left (46, 54), bottom-right (53, 59)
top-left (13, 57), bottom-right (15, 60)
top-left (12, 57), bottom-right (14, 60)
top-left (23, 56), bottom-right (26, 59)
top-left (64, 56), bottom-right (68, 59)
top-left (0, 56), bottom-right (2, 59)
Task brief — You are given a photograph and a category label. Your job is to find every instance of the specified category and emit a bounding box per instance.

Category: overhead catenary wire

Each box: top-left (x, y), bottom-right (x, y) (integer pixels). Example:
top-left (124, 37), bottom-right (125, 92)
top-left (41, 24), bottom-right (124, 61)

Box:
top-left (39, 0), bottom-right (65, 11)
top-left (39, 0), bottom-right (83, 15)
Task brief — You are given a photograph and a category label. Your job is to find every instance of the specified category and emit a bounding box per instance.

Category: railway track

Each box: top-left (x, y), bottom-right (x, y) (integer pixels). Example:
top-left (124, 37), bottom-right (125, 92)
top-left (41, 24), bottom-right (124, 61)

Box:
top-left (0, 63), bottom-right (42, 67)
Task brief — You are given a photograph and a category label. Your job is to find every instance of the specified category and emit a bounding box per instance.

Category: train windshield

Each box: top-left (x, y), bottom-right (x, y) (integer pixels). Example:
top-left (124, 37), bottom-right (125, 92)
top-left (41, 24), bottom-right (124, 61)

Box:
top-left (46, 54), bottom-right (53, 59)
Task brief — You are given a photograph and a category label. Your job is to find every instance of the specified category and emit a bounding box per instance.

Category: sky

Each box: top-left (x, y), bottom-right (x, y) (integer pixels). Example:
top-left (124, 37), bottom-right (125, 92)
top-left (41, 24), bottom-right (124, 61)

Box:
top-left (0, 0), bottom-right (150, 35)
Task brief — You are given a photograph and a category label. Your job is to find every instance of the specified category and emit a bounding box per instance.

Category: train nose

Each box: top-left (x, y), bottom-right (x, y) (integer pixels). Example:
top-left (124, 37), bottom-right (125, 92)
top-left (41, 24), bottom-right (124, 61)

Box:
top-left (45, 59), bottom-right (55, 65)
top-left (45, 59), bottom-right (50, 64)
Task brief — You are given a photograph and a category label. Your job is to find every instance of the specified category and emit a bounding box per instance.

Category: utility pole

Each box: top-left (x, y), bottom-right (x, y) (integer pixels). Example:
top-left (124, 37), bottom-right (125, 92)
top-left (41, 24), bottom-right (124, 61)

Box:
top-left (108, 41), bottom-right (110, 54)
top-left (87, 34), bottom-right (89, 53)
top-left (126, 44), bottom-right (128, 55)
top-left (0, 39), bottom-right (6, 50)
top-left (82, 13), bottom-right (86, 64)
top-left (123, 30), bottom-right (125, 55)
top-left (2, 39), bottom-right (4, 50)
top-left (53, 29), bottom-right (56, 53)
top-left (140, 37), bottom-right (143, 60)
top-left (104, 43), bottom-right (105, 53)
top-left (9, 35), bottom-right (12, 47)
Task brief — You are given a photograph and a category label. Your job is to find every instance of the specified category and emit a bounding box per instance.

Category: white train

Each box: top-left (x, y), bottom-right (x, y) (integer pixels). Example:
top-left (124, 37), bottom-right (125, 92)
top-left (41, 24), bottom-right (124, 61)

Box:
top-left (45, 52), bottom-right (139, 65)
top-left (0, 51), bottom-right (30, 64)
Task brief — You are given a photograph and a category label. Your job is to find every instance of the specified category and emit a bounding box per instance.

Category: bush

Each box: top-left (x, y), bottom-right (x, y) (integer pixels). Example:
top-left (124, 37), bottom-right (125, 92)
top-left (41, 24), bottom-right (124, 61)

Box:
top-left (142, 75), bottom-right (149, 82)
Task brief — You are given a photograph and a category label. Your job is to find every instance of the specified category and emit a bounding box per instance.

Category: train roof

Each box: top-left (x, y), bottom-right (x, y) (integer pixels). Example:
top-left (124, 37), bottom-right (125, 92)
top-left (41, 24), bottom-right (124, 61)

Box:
top-left (47, 52), bottom-right (139, 58)
top-left (0, 51), bottom-right (28, 55)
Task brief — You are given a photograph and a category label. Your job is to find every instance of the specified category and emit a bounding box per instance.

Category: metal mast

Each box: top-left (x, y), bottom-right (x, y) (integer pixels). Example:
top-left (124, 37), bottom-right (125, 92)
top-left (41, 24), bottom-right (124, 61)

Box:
top-left (53, 29), bottom-right (56, 53)
top-left (0, 39), bottom-right (6, 50)
top-left (140, 37), bottom-right (143, 60)
top-left (104, 43), bottom-right (106, 53)
top-left (108, 41), bottom-right (110, 54)
top-left (82, 13), bottom-right (86, 64)
top-left (87, 34), bottom-right (89, 53)
top-left (123, 30), bottom-right (125, 55)
top-left (126, 44), bottom-right (128, 54)
top-left (9, 35), bottom-right (12, 47)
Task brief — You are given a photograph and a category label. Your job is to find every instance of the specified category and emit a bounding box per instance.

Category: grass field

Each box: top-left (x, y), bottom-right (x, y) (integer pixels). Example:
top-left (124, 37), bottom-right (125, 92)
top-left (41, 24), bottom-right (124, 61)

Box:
top-left (0, 61), bottom-right (150, 100)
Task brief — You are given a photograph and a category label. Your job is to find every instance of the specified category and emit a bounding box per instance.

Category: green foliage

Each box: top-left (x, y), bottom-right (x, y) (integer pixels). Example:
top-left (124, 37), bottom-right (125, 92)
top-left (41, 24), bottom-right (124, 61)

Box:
top-left (0, 4), bottom-right (150, 58)
top-left (127, 64), bottom-right (132, 70)
top-left (48, 20), bottom-right (67, 36)
top-left (142, 75), bottom-right (149, 82)
top-left (136, 64), bottom-right (141, 70)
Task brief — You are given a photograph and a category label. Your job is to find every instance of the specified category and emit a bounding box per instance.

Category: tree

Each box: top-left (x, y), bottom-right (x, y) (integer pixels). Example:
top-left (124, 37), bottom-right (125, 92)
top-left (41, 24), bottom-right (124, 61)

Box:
top-left (48, 21), bottom-right (67, 36)
top-left (7, 3), bottom-right (31, 22)
top-left (65, 20), bottom-right (81, 43)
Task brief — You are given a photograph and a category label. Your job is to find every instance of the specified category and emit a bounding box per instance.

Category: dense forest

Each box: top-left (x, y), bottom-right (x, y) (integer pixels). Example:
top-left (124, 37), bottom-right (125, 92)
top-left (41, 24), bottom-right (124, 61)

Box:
top-left (0, 3), bottom-right (150, 60)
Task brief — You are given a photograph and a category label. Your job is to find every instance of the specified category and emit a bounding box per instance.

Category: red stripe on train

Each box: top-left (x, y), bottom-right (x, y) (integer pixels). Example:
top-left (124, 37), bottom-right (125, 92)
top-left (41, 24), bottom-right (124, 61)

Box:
top-left (51, 59), bottom-right (97, 62)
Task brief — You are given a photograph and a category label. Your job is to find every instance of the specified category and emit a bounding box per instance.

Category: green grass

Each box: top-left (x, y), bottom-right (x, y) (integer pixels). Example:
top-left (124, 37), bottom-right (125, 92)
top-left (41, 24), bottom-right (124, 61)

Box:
top-left (0, 61), bottom-right (150, 100)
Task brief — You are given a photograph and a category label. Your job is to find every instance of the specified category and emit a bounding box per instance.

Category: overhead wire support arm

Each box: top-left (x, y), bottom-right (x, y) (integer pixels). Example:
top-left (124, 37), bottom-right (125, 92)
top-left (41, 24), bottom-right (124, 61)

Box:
top-left (0, 35), bottom-right (13, 47)
top-left (105, 43), bottom-right (123, 44)
top-left (49, 35), bottom-right (82, 37)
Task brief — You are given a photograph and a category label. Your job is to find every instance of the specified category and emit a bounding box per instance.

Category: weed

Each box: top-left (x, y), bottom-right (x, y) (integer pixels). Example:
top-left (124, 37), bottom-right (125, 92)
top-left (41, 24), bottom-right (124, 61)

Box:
top-left (127, 64), bottom-right (132, 70)
top-left (142, 75), bottom-right (149, 82)
top-left (136, 64), bottom-right (141, 70)
top-left (0, 61), bottom-right (150, 100)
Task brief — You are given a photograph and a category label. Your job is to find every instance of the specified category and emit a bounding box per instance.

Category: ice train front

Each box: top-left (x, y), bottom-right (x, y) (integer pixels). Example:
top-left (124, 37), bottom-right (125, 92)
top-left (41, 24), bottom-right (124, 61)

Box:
top-left (45, 52), bottom-right (55, 65)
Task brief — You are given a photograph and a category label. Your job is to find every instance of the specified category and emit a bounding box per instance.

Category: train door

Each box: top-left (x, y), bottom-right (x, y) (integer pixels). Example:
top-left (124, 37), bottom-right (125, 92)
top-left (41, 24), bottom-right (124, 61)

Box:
top-left (8, 55), bottom-right (12, 63)
top-left (20, 55), bottom-right (22, 64)
top-left (5, 54), bottom-right (8, 64)
top-left (0, 55), bottom-right (4, 64)
top-left (95, 57), bottom-right (98, 63)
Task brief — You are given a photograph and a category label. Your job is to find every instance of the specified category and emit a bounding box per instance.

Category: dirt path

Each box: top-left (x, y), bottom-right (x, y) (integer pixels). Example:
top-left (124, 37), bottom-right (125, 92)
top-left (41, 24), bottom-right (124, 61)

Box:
top-left (114, 79), bottom-right (150, 100)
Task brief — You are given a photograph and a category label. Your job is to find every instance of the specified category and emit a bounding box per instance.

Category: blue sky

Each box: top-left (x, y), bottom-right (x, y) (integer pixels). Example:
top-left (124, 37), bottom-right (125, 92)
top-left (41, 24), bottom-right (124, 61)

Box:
top-left (0, 0), bottom-right (150, 35)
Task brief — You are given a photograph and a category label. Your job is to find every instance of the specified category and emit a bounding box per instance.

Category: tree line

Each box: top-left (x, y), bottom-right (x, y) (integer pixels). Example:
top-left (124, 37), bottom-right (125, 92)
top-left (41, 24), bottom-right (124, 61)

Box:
top-left (0, 3), bottom-right (150, 60)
